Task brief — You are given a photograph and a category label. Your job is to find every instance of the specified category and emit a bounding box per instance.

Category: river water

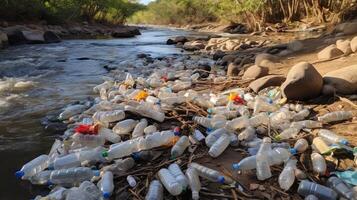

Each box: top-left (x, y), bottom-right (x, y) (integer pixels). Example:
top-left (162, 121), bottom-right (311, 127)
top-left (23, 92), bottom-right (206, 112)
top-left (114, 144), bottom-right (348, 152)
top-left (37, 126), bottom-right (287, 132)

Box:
top-left (0, 28), bottom-right (192, 200)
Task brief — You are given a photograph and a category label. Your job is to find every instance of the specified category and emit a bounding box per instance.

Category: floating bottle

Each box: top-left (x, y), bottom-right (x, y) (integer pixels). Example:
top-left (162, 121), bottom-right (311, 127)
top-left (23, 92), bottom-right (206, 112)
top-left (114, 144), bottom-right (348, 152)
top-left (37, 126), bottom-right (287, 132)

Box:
top-left (113, 119), bottom-right (138, 135)
top-left (290, 138), bottom-right (309, 155)
top-left (127, 175), bottom-right (137, 187)
top-left (168, 163), bottom-right (188, 190)
top-left (278, 159), bottom-right (297, 191)
top-left (185, 167), bottom-right (201, 200)
top-left (208, 134), bottom-right (230, 158)
top-left (49, 167), bottom-right (100, 185)
top-left (99, 127), bottom-right (121, 143)
top-left (318, 129), bottom-right (349, 145)
top-left (157, 168), bottom-right (182, 196)
top-left (238, 126), bottom-right (256, 141)
top-left (293, 109), bottom-right (310, 121)
top-left (189, 162), bottom-right (233, 184)
top-left (29, 170), bottom-right (52, 185)
top-left (72, 133), bottom-right (105, 148)
top-left (193, 116), bottom-right (212, 128)
top-left (100, 171), bottom-right (114, 199)
top-left (171, 136), bottom-right (190, 158)
top-left (15, 154), bottom-right (49, 180)
top-left (297, 180), bottom-right (338, 200)
top-left (311, 152), bottom-right (326, 175)
top-left (275, 127), bottom-right (300, 140)
top-left (93, 110), bottom-right (125, 127)
top-left (312, 137), bottom-right (331, 155)
top-left (205, 128), bottom-right (227, 147)
top-left (256, 137), bottom-right (272, 180)
top-left (327, 176), bottom-right (355, 200)
top-left (144, 125), bottom-right (157, 135)
top-left (318, 111), bottom-right (353, 123)
top-left (132, 119), bottom-right (148, 138)
top-left (145, 180), bottom-right (163, 200)
top-left (226, 116), bottom-right (249, 130)
top-left (59, 104), bottom-right (87, 120)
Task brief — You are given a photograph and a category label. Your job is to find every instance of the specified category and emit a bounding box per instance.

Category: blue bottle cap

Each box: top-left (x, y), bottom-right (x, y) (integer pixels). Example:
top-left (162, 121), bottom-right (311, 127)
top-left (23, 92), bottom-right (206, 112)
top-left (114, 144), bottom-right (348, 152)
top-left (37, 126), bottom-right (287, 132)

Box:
top-left (103, 192), bottom-right (111, 199)
top-left (173, 131), bottom-right (180, 136)
top-left (131, 152), bottom-right (140, 161)
top-left (207, 108), bottom-right (213, 113)
top-left (93, 170), bottom-right (100, 176)
top-left (47, 180), bottom-right (53, 186)
top-left (217, 176), bottom-right (225, 184)
top-left (207, 115), bottom-right (212, 118)
top-left (267, 98), bottom-right (273, 104)
top-left (289, 148), bottom-right (298, 155)
top-left (206, 128), bottom-right (213, 133)
top-left (15, 171), bottom-right (24, 179)
top-left (340, 140), bottom-right (349, 145)
top-left (232, 163), bottom-right (240, 170)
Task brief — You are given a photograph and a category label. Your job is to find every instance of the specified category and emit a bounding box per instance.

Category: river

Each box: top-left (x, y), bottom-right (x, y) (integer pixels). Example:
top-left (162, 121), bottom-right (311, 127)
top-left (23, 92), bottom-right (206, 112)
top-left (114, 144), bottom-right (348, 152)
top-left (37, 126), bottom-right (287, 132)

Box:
top-left (0, 27), bottom-right (192, 200)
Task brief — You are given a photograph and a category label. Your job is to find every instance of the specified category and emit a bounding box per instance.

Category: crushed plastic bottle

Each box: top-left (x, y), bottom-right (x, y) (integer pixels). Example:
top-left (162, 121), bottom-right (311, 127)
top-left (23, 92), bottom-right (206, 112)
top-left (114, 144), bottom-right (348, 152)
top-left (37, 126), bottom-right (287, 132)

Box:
top-left (318, 129), bottom-right (349, 145)
top-left (312, 137), bottom-right (331, 155)
top-left (157, 168), bottom-right (182, 196)
top-left (127, 175), bottom-right (137, 187)
top-left (186, 167), bottom-right (201, 200)
top-left (327, 176), bottom-right (355, 200)
top-left (93, 110), bottom-right (125, 127)
top-left (298, 180), bottom-right (338, 200)
top-left (256, 137), bottom-right (272, 180)
top-left (132, 119), bottom-right (148, 138)
top-left (249, 112), bottom-right (269, 127)
top-left (15, 154), bottom-right (49, 180)
top-left (192, 129), bottom-right (205, 142)
top-left (238, 126), bottom-right (256, 141)
top-left (226, 116), bottom-right (249, 130)
top-left (145, 180), bottom-right (163, 200)
top-left (208, 134), bottom-right (230, 158)
top-left (168, 163), bottom-right (188, 190)
top-left (205, 128), bottom-right (227, 147)
top-left (290, 120), bottom-right (322, 129)
top-left (278, 159), bottom-right (297, 191)
top-left (49, 167), bottom-right (100, 185)
top-left (293, 109), bottom-right (310, 121)
top-left (189, 162), bottom-right (232, 184)
top-left (100, 171), bottom-right (114, 198)
top-left (318, 111), bottom-right (353, 123)
top-left (253, 97), bottom-right (279, 114)
top-left (311, 152), bottom-right (326, 175)
top-left (113, 119), bottom-right (138, 135)
top-left (275, 127), bottom-right (300, 140)
top-left (101, 157), bottom-right (135, 175)
top-left (290, 138), bottom-right (309, 154)
top-left (171, 136), bottom-right (190, 158)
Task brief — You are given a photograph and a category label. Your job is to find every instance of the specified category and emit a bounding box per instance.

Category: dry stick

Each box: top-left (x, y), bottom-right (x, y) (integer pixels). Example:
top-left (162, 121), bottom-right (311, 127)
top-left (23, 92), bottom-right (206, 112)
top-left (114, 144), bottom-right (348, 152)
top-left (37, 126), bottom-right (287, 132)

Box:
top-left (338, 95), bottom-right (357, 109)
top-left (129, 188), bottom-right (143, 200)
top-left (270, 186), bottom-right (289, 196)
top-left (231, 189), bottom-right (239, 200)
top-left (200, 191), bottom-right (235, 199)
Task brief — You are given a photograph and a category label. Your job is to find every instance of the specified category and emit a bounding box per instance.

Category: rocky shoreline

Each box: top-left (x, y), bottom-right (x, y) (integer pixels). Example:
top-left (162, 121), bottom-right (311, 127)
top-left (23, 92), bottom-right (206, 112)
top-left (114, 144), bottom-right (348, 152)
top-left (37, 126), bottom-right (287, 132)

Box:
top-left (0, 22), bottom-right (141, 49)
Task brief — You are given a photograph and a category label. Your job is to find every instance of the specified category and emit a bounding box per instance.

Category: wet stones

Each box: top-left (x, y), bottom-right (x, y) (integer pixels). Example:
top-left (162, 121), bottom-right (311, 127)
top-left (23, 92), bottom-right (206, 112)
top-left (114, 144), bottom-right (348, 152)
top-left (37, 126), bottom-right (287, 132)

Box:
top-left (317, 44), bottom-right (344, 60)
top-left (166, 36), bottom-right (188, 45)
top-left (322, 65), bottom-right (357, 95)
top-left (281, 62), bottom-right (323, 100)
top-left (287, 40), bottom-right (304, 52)
top-left (183, 40), bottom-right (206, 51)
top-left (255, 53), bottom-right (280, 68)
top-left (227, 63), bottom-right (241, 77)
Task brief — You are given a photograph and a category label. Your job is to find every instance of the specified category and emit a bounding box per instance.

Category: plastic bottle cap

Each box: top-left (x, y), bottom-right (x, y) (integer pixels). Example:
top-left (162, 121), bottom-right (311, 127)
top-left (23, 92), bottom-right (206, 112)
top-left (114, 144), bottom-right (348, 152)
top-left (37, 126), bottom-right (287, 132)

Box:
top-left (274, 135), bottom-right (281, 141)
top-left (131, 152), bottom-right (140, 161)
top-left (102, 151), bottom-right (109, 158)
top-left (340, 140), bottom-right (349, 145)
top-left (232, 163), bottom-right (240, 170)
top-left (289, 148), bottom-right (298, 155)
top-left (207, 115), bottom-right (212, 118)
top-left (103, 192), bottom-right (111, 199)
top-left (217, 176), bottom-right (225, 184)
top-left (47, 180), bottom-right (53, 186)
top-left (206, 128), bottom-right (213, 133)
top-left (93, 170), bottom-right (100, 176)
top-left (15, 171), bottom-right (25, 179)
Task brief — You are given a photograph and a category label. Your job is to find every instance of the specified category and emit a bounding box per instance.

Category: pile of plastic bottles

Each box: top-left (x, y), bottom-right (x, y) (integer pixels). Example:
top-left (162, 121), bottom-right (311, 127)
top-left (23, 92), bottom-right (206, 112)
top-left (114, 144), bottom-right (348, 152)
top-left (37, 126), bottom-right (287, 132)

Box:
top-left (16, 61), bottom-right (356, 200)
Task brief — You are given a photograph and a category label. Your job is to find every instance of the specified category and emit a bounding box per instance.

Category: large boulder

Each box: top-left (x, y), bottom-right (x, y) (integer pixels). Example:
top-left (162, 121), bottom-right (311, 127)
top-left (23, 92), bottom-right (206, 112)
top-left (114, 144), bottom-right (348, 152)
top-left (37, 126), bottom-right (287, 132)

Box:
top-left (22, 30), bottom-right (45, 44)
top-left (255, 53), bottom-right (279, 67)
top-left (242, 65), bottom-right (269, 80)
top-left (44, 31), bottom-right (61, 43)
top-left (317, 44), bottom-right (344, 60)
top-left (249, 75), bottom-right (286, 93)
top-left (183, 40), bottom-right (206, 51)
top-left (281, 62), bottom-right (323, 100)
top-left (351, 36), bottom-right (357, 52)
top-left (112, 29), bottom-right (136, 38)
top-left (334, 22), bottom-right (357, 36)
top-left (0, 31), bottom-right (8, 48)
top-left (322, 65), bottom-right (357, 95)
top-left (167, 36), bottom-right (188, 45)
top-left (336, 39), bottom-right (352, 55)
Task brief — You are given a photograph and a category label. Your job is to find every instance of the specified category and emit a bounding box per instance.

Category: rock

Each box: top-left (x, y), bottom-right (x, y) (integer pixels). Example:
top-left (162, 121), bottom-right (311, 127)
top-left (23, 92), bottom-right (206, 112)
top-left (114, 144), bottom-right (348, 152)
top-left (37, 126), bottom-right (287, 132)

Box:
top-left (242, 65), bottom-right (269, 80)
top-left (287, 40), bottom-right (304, 52)
top-left (351, 36), bottom-right (357, 52)
top-left (334, 22), bottom-right (357, 35)
top-left (183, 40), bottom-right (205, 51)
top-left (227, 63), bottom-right (241, 77)
top-left (219, 54), bottom-right (237, 66)
top-left (278, 49), bottom-right (294, 56)
top-left (249, 75), bottom-right (286, 92)
top-left (317, 44), bottom-right (344, 60)
top-left (281, 62), bottom-right (323, 100)
top-left (212, 50), bottom-right (225, 60)
top-left (167, 36), bottom-right (188, 45)
top-left (112, 30), bottom-right (135, 38)
top-left (22, 30), bottom-right (45, 44)
top-left (225, 40), bottom-right (240, 51)
top-left (255, 53), bottom-right (279, 67)
top-left (44, 31), bottom-right (61, 43)
top-left (322, 65), bottom-right (357, 95)
top-left (0, 31), bottom-right (8, 48)
top-left (249, 183), bottom-right (260, 191)
top-left (336, 39), bottom-right (352, 55)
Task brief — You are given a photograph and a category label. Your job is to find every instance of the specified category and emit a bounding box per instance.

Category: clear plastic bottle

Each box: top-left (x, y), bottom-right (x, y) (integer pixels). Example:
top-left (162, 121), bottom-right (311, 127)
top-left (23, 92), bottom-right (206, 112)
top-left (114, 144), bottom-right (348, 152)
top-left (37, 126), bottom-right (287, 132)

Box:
top-left (293, 109), bottom-right (310, 121)
top-left (241, 138), bottom-right (262, 148)
top-left (253, 97), bottom-right (279, 114)
top-left (193, 96), bottom-right (214, 109)
top-left (145, 130), bottom-right (179, 149)
top-left (113, 119), bottom-right (138, 135)
top-left (127, 175), bottom-right (137, 187)
top-left (256, 137), bottom-right (272, 180)
top-left (53, 147), bottom-right (104, 169)
top-left (193, 129), bottom-right (205, 142)
top-left (100, 171), bottom-right (114, 199)
top-left (232, 155), bottom-right (257, 170)
top-left (146, 96), bottom-right (160, 105)
top-left (327, 176), bottom-right (355, 200)
top-left (136, 103), bottom-right (165, 122)
top-left (298, 180), bottom-right (338, 200)
top-left (278, 159), bottom-right (297, 191)
top-left (249, 112), bottom-right (269, 127)
top-left (290, 138), bottom-right (309, 155)
top-left (189, 162), bottom-right (233, 184)
top-left (211, 114), bottom-right (227, 129)
top-left (208, 134), bottom-right (230, 158)
top-left (318, 129), bottom-right (349, 145)
top-left (275, 127), bottom-right (300, 140)
top-left (295, 168), bottom-right (307, 180)
top-left (290, 120), bottom-right (322, 129)
top-left (171, 136), bottom-right (190, 158)
top-left (101, 157), bottom-right (135, 175)
top-left (226, 116), bottom-right (250, 130)
top-left (93, 110), bottom-right (125, 127)
top-left (228, 132), bottom-right (239, 146)
top-left (49, 167), bottom-right (100, 185)
top-left (205, 128), bottom-right (227, 147)
top-left (168, 163), bottom-right (188, 189)
top-left (270, 108), bottom-right (292, 125)
top-left (145, 180), bottom-right (163, 200)
top-left (193, 116), bottom-right (212, 128)
top-left (171, 81), bottom-right (192, 92)
top-left (312, 137), bottom-right (330, 154)
top-left (15, 154), bottom-right (49, 180)
top-left (185, 167), bottom-right (201, 200)
top-left (304, 195), bottom-right (319, 200)
top-left (238, 127), bottom-right (256, 141)
top-left (99, 127), bottom-right (121, 143)
top-left (29, 170), bottom-right (52, 185)
top-left (144, 125), bottom-right (157, 135)
top-left (103, 139), bottom-right (140, 160)
top-left (80, 181), bottom-right (102, 200)
top-left (72, 133), bottom-right (105, 148)
top-left (132, 119), bottom-right (148, 138)
top-left (311, 152), bottom-right (326, 175)
top-left (157, 168), bottom-right (182, 196)
top-left (59, 105), bottom-right (87, 120)
top-left (318, 111), bottom-right (353, 123)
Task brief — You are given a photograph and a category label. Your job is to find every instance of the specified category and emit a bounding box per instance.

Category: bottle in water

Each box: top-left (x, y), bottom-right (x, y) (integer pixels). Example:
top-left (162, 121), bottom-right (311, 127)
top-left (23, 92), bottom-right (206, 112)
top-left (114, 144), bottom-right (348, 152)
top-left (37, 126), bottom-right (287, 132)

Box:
top-left (72, 133), bottom-right (105, 148)
top-left (185, 167), bottom-right (201, 200)
top-left (189, 162), bottom-right (233, 184)
top-left (208, 134), bottom-right (230, 158)
top-left (318, 129), bottom-right (349, 145)
top-left (278, 159), bottom-right (297, 191)
top-left (168, 163), bottom-right (188, 190)
top-left (157, 168), bottom-right (182, 196)
top-left (290, 138), bottom-right (309, 154)
top-left (290, 120), bottom-right (322, 129)
top-left (297, 180), bottom-right (338, 200)
top-left (132, 119), bottom-right (148, 138)
top-left (58, 104), bottom-right (87, 120)
top-left (193, 116), bottom-right (212, 128)
top-left (93, 110), bottom-right (125, 127)
top-left (318, 111), bottom-right (353, 123)
top-left (327, 176), bottom-right (355, 200)
top-left (256, 137), bottom-right (272, 180)
top-left (99, 127), bottom-right (121, 143)
top-left (15, 154), bottom-right (49, 180)
top-left (249, 112), bottom-right (269, 127)
top-left (311, 152), bottom-right (326, 175)
top-left (113, 119), bottom-right (138, 135)
top-left (205, 128), bottom-right (227, 147)
top-left (226, 116), bottom-right (250, 130)
top-left (100, 171), bottom-right (114, 198)
top-left (238, 126), bottom-right (256, 141)
top-left (144, 125), bottom-right (157, 135)
top-left (171, 136), bottom-right (190, 158)
top-left (29, 170), bottom-right (52, 185)
top-left (145, 180), bottom-right (163, 200)
top-left (49, 167), bottom-right (100, 185)
top-left (127, 175), bottom-right (137, 187)
top-left (312, 137), bottom-right (330, 154)
top-left (293, 109), bottom-right (310, 121)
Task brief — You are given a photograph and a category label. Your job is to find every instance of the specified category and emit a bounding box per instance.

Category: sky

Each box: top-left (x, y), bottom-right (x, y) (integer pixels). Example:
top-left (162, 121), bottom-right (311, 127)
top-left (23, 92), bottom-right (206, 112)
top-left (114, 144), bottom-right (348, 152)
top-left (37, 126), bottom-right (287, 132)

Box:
top-left (139, 0), bottom-right (154, 5)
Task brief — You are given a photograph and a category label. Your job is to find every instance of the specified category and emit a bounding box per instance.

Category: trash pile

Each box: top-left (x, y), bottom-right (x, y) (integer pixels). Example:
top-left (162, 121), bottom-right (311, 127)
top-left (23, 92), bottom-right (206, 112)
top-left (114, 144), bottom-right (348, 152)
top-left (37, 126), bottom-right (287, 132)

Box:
top-left (16, 57), bottom-right (356, 200)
